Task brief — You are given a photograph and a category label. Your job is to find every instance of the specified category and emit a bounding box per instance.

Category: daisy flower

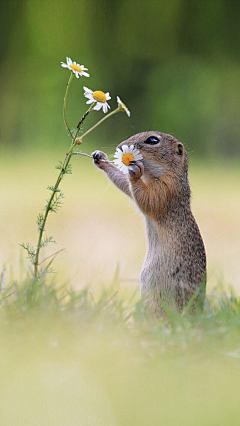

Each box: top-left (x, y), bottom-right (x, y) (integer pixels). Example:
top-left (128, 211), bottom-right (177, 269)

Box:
top-left (83, 86), bottom-right (111, 113)
top-left (113, 144), bottom-right (143, 174)
top-left (116, 96), bottom-right (131, 117)
top-left (61, 57), bottom-right (90, 78)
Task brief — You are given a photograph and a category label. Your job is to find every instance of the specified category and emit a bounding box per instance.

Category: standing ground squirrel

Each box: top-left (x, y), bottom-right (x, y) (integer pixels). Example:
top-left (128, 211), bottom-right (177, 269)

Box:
top-left (92, 131), bottom-right (206, 317)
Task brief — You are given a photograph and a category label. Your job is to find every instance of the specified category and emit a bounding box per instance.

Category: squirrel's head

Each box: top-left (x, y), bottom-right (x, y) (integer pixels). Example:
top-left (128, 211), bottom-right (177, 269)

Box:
top-left (117, 131), bottom-right (189, 181)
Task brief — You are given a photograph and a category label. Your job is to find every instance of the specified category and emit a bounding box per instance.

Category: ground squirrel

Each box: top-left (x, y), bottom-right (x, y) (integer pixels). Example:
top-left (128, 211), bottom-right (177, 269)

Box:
top-left (92, 131), bottom-right (206, 317)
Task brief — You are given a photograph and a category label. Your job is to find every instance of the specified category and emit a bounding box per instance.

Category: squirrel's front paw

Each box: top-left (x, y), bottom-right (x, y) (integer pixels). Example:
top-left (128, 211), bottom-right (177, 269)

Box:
top-left (128, 161), bottom-right (144, 179)
top-left (92, 150), bottom-right (108, 168)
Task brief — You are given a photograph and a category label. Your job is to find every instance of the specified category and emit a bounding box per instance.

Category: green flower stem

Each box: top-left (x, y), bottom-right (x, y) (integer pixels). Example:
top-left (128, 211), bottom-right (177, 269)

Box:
top-left (34, 144), bottom-right (76, 278)
top-left (34, 103), bottom-right (95, 279)
top-left (73, 152), bottom-right (93, 158)
top-left (63, 73), bottom-right (74, 138)
top-left (73, 151), bottom-right (113, 163)
top-left (81, 108), bottom-right (120, 140)
top-left (76, 102), bottom-right (96, 133)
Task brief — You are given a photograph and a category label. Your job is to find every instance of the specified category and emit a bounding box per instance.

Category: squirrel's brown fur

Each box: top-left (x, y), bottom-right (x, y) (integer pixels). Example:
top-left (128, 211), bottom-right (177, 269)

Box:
top-left (92, 131), bottom-right (206, 317)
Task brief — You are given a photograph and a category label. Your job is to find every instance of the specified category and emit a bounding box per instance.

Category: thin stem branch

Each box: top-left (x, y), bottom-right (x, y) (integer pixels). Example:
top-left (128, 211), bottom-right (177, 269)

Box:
top-left (73, 151), bottom-right (112, 163)
top-left (63, 73), bottom-right (74, 138)
top-left (81, 108), bottom-right (119, 140)
top-left (73, 152), bottom-right (93, 158)
top-left (76, 102), bottom-right (96, 133)
top-left (38, 249), bottom-right (65, 266)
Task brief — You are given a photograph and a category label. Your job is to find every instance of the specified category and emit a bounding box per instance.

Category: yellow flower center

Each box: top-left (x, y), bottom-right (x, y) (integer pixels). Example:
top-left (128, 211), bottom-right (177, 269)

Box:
top-left (70, 64), bottom-right (82, 73)
top-left (122, 152), bottom-right (134, 166)
top-left (93, 91), bottom-right (106, 103)
top-left (121, 101), bottom-right (127, 109)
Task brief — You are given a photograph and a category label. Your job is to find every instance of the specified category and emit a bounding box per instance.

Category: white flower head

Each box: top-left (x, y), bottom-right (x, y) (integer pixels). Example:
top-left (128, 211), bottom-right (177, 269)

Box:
top-left (117, 96), bottom-right (131, 117)
top-left (83, 87), bottom-right (111, 113)
top-left (113, 144), bottom-right (143, 174)
top-left (61, 57), bottom-right (90, 78)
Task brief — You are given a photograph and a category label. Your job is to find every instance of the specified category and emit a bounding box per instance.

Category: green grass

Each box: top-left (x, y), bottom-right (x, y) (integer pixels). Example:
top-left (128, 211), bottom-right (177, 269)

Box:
top-left (1, 277), bottom-right (240, 425)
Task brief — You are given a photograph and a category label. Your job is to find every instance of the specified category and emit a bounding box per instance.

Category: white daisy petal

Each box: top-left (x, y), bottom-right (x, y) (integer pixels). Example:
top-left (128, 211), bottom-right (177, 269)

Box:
top-left (116, 96), bottom-right (131, 117)
top-left (103, 103), bottom-right (110, 113)
top-left (113, 161), bottom-right (122, 168)
top-left (94, 103), bottom-right (102, 111)
top-left (83, 86), bottom-right (92, 94)
top-left (113, 150), bottom-right (122, 159)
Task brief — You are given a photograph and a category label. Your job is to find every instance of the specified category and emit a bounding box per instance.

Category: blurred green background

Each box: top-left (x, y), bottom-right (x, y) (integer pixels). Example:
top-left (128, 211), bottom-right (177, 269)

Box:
top-left (1, 3), bottom-right (240, 423)
top-left (0, 0), bottom-right (239, 291)
top-left (1, 0), bottom-right (240, 156)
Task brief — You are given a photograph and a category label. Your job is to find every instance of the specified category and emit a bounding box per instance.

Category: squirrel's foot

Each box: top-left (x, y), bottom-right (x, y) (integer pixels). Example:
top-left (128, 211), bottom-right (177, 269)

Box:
top-left (92, 150), bottom-right (109, 170)
top-left (128, 161), bottom-right (144, 179)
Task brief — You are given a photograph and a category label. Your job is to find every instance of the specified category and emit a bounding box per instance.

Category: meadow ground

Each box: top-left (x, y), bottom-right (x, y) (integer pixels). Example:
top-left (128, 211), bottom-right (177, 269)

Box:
top-left (1, 279), bottom-right (240, 425)
top-left (0, 148), bottom-right (240, 425)
top-left (1, 148), bottom-right (239, 291)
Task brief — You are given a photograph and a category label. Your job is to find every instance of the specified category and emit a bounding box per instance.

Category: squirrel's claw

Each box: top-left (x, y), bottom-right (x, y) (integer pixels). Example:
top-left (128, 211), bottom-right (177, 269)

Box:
top-left (92, 150), bottom-right (109, 170)
top-left (128, 161), bottom-right (144, 179)
top-left (92, 150), bottom-right (108, 165)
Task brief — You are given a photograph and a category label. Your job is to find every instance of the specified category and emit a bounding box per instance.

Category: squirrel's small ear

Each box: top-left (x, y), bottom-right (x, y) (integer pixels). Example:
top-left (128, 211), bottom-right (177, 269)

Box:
top-left (174, 142), bottom-right (183, 156)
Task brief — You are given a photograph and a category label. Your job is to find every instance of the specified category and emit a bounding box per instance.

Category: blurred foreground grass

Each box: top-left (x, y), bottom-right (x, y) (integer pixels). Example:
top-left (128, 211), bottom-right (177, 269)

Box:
top-left (1, 279), bottom-right (240, 425)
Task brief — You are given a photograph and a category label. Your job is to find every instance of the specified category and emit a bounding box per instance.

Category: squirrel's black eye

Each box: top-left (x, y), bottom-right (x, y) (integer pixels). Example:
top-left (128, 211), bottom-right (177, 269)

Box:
top-left (145, 136), bottom-right (160, 145)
